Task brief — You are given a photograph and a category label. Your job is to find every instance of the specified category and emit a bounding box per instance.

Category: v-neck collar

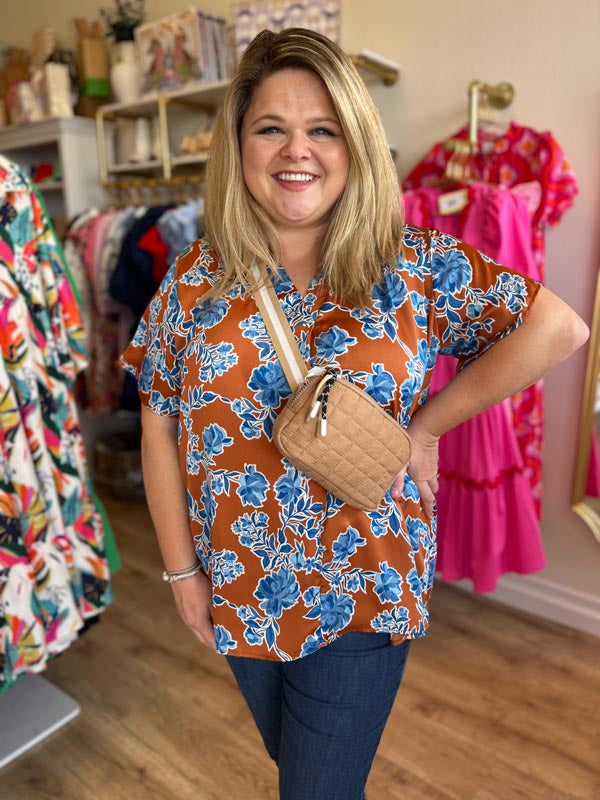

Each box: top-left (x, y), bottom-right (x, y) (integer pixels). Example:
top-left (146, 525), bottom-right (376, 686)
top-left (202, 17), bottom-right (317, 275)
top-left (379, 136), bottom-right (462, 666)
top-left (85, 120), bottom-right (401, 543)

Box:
top-left (276, 265), bottom-right (325, 301)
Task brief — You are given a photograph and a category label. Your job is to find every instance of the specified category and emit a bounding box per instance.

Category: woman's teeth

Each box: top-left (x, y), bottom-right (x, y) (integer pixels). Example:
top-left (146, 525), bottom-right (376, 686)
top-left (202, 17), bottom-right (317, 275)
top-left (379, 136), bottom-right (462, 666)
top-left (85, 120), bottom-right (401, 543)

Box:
top-left (276, 173), bottom-right (316, 182)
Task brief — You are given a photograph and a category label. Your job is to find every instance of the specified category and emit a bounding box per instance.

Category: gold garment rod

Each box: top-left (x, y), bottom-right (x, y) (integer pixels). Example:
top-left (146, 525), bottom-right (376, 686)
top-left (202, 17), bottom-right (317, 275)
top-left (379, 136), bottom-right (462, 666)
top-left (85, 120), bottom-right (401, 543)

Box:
top-left (103, 174), bottom-right (205, 190)
top-left (103, 174), bottom-right (205, 206)
top-left (468, 80), bottom-right (515, 148)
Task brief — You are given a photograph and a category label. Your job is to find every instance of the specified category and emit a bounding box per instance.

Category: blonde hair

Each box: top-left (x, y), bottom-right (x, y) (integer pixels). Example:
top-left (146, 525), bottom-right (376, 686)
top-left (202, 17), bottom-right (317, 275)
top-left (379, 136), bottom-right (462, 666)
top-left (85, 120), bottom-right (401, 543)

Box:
top-left (204, 27), bottom-right (404, 307)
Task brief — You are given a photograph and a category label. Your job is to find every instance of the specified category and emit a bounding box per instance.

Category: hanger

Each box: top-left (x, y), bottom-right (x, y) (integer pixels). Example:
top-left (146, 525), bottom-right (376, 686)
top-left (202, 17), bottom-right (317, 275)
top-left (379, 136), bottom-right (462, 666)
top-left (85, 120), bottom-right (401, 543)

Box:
top-left (435, 140), bottom-right (473, 216)
top-left (435, 79), bottom-right (516, 215)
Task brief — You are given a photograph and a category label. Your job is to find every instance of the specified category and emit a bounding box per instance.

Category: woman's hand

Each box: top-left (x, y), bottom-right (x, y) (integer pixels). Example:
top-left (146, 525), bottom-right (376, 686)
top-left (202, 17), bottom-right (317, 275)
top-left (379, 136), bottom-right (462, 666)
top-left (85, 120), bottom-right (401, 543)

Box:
top-left (390, 418), bottom-right (440, 517)
top-left (170, 570), bottom-right (217, 650)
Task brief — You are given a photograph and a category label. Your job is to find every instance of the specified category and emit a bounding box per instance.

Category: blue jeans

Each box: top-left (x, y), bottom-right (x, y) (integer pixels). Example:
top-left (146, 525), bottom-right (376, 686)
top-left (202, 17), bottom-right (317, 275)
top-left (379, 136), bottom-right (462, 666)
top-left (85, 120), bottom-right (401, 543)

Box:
top-left (226, 632), bottom-right (411, 800)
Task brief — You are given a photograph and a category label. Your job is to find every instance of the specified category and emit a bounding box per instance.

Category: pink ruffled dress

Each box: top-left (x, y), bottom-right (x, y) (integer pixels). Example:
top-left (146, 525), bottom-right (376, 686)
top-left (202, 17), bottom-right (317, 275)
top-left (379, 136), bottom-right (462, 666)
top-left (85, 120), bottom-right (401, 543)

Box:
top-left (403, 123), bottom-right (579, 517)
top-left (404, 182), bottom-right (545, 592)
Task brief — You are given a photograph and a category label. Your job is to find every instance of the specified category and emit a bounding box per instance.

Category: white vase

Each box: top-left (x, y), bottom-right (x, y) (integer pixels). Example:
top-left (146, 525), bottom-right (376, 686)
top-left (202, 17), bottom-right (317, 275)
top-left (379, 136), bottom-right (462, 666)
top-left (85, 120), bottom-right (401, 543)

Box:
top-left (129, 117), bottom-right (151, 163)
top-left (110, 41), bottom-right (141, 104)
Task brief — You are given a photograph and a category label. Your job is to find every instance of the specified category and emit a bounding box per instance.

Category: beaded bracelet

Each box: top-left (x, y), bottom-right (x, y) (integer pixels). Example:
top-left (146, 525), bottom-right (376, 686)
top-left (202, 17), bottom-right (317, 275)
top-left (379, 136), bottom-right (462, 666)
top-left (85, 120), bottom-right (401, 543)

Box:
top-left (162, 559), bottom-right (202, 584)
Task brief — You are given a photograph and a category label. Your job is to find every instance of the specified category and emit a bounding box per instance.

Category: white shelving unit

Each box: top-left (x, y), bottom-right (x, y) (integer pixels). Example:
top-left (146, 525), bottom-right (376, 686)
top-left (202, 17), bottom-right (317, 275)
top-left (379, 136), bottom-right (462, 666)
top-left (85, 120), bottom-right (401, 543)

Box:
top-left (96, 79), bottom-right (229, 183)
top-left (0, 117), bottom-right (106, 220)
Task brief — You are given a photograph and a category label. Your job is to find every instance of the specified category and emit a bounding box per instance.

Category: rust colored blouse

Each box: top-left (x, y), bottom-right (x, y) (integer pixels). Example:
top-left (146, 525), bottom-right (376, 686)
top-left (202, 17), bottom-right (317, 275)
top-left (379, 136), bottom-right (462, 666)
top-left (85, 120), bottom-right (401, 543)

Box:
top-left (121, 225), bottom-right (540, 661)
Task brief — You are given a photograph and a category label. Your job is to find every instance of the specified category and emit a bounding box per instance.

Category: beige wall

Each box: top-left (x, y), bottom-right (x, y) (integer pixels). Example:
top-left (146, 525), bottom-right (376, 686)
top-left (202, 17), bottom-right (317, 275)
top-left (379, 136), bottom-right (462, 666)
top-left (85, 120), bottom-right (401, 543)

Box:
top-left (2, 0), bottom-right (599, 626)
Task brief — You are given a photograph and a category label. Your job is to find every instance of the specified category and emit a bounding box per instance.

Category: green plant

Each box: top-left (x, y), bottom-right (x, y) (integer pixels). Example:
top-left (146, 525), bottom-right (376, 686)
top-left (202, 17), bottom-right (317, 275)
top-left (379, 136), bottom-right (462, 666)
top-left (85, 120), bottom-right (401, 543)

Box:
top-left (100, 0), bottom-right (146, 42)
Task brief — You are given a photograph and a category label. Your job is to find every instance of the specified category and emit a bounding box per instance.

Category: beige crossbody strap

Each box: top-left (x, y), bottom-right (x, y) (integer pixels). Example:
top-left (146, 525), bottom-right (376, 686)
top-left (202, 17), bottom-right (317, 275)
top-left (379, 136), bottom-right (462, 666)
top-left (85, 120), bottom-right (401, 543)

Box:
top-left (251, 264), bottom-right (308, 391)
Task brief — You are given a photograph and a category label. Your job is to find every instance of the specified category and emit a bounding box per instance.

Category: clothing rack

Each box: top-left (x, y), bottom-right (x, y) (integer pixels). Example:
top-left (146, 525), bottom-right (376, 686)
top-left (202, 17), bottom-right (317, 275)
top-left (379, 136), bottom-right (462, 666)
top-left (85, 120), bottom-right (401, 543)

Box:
top-left (103, 174), bottom-right (205, 207)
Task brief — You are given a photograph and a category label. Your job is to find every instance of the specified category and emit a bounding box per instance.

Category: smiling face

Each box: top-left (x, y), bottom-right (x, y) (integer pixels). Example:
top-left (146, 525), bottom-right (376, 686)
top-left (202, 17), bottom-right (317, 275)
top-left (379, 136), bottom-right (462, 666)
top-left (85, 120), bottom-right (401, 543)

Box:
top-left (240, 68), bottom-right (350, 242)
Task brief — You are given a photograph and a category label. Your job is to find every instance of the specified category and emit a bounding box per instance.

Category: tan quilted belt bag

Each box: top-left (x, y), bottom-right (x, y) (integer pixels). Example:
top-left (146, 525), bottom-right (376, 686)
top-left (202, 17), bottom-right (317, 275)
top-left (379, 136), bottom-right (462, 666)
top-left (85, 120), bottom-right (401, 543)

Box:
top-left (252, 266), bottom-right (411, 511)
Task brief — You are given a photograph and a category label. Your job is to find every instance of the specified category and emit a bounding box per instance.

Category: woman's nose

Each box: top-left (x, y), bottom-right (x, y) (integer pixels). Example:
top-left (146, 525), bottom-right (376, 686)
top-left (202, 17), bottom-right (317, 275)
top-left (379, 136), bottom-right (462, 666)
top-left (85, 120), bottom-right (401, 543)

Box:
top-left (281, 131), bottom-right (310, 161)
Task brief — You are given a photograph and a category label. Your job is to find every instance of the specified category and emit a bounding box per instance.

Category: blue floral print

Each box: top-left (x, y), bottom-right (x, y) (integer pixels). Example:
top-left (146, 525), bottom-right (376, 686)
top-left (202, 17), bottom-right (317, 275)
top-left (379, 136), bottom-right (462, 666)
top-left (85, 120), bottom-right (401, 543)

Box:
top-left (212, 550), bottom-right (245, 587)
top-left (192, 296), bottom-right (230, 328)
top-left (331, 527), bottom-right (367, 562)
top-left (365, 364), bottom-right (396, 405)
top-left (121, 226), bottom-right (540, 661)
top-left (373, 562), bottom-right (403, 603)
top-left (214, 625), bottom-right (237, 653)
top-left (433, 248), bottom-right (472, 293)
top-left (372, 271), bottom-right (409, 314)
top-left (202, 423), bottom-right (233, 460)
top-left (254, 568), bottom-right (301, 618)
top-left (318, 589), bottom-right (355, 633)
top-left (248, 362), bottom-right (290, 407)
top-left (314, 326), bottom-right (357, 360)
top-left (237, 465), bottom-right (269, 507)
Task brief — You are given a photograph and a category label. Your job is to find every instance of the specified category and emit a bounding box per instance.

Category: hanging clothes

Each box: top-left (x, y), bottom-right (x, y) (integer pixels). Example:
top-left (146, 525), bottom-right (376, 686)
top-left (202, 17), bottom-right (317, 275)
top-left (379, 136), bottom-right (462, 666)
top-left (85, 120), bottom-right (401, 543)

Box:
top-left (61, 208), bottom-right (101, 345)
top-left (157, 198), bottom-right (204, 266)
top-left (403, 182), bottom-right (545, 591)
top-left (403, 121), bottom-right (579, 516)
top-left (0, 156), bottom-right (115, 695)
top-left (61, 196), bottom-right (204, 415)
top-left (63, 206), bottom-right (140, 413)
top-left (109, 205), bottom-right (173, 322)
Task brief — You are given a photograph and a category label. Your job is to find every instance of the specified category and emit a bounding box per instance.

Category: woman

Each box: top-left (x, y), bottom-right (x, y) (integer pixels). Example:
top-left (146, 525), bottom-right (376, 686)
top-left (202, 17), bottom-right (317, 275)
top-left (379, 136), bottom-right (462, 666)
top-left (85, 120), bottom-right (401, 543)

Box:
top-left (122, 28), bottom-right (588, 800)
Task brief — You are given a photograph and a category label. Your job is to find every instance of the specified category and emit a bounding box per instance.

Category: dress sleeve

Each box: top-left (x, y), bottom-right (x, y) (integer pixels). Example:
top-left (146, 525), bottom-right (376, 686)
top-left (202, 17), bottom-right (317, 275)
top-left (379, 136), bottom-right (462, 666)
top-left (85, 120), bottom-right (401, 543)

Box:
top-left (429, 230), bottom-right (541, 371)
top-left (120, 260), bottom-right (187, 416)
top-left (541, 144), bottom-right (579, 228)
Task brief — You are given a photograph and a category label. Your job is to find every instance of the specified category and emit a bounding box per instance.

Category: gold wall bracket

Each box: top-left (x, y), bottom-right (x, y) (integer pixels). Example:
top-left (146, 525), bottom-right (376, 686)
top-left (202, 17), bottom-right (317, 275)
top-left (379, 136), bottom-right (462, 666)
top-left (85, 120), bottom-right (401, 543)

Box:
top-left (350, 52), bottom-right (399, 86)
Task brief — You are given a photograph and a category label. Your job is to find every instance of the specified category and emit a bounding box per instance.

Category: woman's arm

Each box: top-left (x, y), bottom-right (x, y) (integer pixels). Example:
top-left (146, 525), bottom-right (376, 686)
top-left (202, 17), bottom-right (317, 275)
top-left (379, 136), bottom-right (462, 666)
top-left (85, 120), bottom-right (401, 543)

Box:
top-left (141, 405), bottom-right (216, 649)
top-left (393, 285), bottom-right (590, 513)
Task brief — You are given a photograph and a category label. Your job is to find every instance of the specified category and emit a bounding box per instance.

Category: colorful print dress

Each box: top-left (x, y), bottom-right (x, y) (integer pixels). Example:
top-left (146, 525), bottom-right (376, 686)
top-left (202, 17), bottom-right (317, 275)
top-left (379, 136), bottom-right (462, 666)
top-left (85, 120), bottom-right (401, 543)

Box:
top-left (0, 157), bottom-right (113, 694)
top-left (122, 227), bottom-right (540, 662)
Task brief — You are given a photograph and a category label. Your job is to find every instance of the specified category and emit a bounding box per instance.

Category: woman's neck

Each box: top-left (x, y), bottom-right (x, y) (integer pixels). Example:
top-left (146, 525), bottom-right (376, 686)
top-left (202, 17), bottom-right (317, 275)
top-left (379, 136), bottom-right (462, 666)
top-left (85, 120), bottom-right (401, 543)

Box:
top-left (279, 227), bottom-right (324, 295)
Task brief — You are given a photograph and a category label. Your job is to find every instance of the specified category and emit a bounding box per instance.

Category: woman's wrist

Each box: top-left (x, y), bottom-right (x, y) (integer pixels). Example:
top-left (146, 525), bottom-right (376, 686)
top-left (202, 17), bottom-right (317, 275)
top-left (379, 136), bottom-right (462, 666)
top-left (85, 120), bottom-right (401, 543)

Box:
top-left (407, 407), bottom-right (442, 442)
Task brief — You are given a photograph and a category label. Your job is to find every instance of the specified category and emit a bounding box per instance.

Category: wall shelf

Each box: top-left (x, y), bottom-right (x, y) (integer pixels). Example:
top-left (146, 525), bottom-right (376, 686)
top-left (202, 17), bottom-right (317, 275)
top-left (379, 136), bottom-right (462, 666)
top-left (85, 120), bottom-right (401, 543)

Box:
top-left (107, 159), bottom-right (162, 175)
top-left (96, 80), bottom-right (229, 183)
top-left (37, 180), bottom-right (64, 192)
top-left (171, 153), bottom-right (209, 167)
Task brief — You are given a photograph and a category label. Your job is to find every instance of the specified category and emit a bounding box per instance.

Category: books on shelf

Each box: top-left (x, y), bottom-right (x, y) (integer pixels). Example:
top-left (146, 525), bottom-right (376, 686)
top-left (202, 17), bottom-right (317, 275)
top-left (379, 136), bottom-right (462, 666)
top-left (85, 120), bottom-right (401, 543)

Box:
top-left (135, 7), bottom-right (233, 95)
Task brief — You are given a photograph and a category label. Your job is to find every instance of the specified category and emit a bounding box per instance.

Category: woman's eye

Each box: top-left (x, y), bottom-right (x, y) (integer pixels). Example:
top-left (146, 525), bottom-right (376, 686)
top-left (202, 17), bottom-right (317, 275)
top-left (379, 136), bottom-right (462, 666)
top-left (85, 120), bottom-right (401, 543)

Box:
top-left (311, 127), bottom-right (335, 137)
top-left (257, 126), bottom-right (282, 135)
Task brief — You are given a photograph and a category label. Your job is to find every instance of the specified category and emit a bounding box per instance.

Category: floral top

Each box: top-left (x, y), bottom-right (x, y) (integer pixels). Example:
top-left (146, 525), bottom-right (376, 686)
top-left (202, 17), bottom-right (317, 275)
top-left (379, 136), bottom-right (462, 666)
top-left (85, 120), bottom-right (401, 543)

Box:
top-left (121, 226), bottom-right (540, 662)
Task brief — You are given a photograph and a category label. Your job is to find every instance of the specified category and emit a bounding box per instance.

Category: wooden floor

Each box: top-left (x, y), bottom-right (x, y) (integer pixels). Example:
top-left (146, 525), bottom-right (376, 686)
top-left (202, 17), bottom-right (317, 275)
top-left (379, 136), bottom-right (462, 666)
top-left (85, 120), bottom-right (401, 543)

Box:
top-left (3, 495), bottom-right (600, 800)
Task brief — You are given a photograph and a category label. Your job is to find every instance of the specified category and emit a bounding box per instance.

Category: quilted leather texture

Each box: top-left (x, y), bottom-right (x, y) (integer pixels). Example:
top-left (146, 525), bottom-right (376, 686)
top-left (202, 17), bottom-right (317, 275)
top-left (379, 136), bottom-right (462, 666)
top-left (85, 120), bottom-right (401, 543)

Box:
top-left (273, 377), bottom-right (411, 511)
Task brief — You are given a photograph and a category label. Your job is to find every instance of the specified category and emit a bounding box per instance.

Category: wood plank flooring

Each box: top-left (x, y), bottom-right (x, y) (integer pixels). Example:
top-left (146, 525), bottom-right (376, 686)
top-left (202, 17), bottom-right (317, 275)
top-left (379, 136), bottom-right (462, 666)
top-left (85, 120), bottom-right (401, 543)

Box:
top-left (2, 495), bottom-right (599, 800)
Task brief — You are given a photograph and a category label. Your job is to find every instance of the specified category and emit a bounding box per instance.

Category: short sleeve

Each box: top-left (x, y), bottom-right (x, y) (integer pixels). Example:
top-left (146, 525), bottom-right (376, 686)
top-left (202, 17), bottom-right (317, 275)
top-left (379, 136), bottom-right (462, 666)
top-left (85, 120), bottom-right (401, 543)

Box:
top-left (120, 260), bottom-right (187, 416)
top-left (430, 230), bottom-right (541, 371)
top-left (542, 150), bottom-right (578, 228)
